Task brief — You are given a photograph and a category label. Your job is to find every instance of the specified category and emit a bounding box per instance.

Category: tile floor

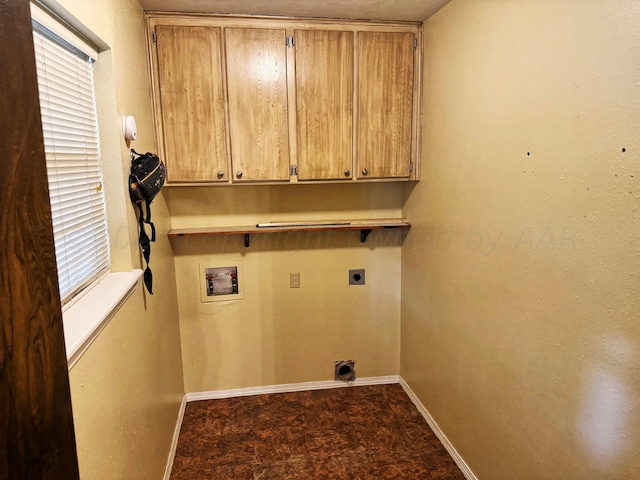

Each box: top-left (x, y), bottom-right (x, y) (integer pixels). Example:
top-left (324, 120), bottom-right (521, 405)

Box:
top-left (171, 383), bottom-right (465, 479)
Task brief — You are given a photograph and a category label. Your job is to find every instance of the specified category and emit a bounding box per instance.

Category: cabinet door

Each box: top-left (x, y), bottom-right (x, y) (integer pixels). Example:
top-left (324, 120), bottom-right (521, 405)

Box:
top-left (295, 30), bottom-right (353, 181)
top-left (156, 26), bottom-right (228, 182)
top-left (225, 28), bottom-right (290, 182)
top-left (357, 31), bottom-right (415, 179)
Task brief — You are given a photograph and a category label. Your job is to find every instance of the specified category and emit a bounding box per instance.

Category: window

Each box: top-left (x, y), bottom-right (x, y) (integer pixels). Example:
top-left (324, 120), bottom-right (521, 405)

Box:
top-left (32, 8), bottom-right (110, 304)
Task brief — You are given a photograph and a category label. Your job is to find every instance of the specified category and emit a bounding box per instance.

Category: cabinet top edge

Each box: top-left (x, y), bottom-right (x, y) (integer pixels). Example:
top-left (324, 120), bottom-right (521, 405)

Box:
top-left (144, 11), bottom-right (423, 28)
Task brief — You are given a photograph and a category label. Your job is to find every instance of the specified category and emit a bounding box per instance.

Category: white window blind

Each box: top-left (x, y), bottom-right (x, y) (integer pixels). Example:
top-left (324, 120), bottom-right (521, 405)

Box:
top-left (32, 19), bottom-right (110, 304)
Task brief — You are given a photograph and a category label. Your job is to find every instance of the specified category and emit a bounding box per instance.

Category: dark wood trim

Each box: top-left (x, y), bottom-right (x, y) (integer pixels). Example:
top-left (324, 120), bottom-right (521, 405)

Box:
top-left (0, 0), bottom-right (80, 478)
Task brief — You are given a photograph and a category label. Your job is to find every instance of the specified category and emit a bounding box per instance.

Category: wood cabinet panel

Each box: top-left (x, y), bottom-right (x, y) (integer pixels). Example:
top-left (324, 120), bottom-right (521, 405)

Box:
top-left (294, 30), bottom-right (353, 181)
top-left (225, 28), bottom-right (290, 182)
top-left (148, 16), bottom-right (421, 185)
top-left (156, 26), bottom-right (228, 182)
top-left (357, 31), bottom-right (415, 179)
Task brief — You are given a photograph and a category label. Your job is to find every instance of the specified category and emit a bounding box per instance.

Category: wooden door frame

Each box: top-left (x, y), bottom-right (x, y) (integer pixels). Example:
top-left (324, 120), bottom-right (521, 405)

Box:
top-left (0, 0), bottom-right (81, 477)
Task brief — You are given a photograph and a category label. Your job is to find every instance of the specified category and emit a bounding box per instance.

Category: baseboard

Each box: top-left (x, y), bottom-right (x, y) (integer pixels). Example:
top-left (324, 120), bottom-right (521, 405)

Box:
top-left (163, 394), bottom-right (187, 480)
top-left (185, 375), bottom-right (400, 402)
top-left (398, 377), bottom-right (477, 480)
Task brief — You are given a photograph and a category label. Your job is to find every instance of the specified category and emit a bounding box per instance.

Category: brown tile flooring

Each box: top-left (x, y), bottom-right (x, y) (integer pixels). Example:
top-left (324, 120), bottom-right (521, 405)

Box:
top-left (171, 384), bottom-right (465, 479)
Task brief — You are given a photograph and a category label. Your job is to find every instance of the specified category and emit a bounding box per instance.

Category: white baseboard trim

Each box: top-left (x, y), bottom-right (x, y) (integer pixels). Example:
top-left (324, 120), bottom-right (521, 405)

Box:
top-left (185, 375), bottom-right (400, 402)
top-left (398, 377), bottom-right (477, 480)
top-left (163, 394), bottom-right (187, 480)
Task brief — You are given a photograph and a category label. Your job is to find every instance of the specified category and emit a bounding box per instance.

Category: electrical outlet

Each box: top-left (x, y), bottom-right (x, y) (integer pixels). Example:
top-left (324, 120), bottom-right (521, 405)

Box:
top-left (290, 272), bottom-right (300, 288)
top-left (349, 269), bottom-right (365, 285)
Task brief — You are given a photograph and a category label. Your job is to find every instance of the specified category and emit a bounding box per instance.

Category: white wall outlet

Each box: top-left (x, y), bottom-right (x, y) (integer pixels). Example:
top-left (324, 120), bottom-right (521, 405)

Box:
top-left (290, 272), bottom-right (300, 288)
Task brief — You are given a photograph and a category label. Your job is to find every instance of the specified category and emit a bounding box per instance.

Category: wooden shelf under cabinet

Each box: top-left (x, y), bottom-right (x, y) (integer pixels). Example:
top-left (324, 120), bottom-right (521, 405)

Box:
top-left (168, 219), bottom-right (411, 247)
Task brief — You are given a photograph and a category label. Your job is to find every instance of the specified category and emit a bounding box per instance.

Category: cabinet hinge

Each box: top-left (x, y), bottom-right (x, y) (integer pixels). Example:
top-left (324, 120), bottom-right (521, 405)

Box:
top-left (290, 165), bottom-right (298, 176)
top-left (409, 161), bottom-right (414, 173)
top-left (152, 32), bottom-right (157, 43)
top-left (413, 38), bottom-right (417, 50)
top-left (286, 36), bottom-right (295, 48)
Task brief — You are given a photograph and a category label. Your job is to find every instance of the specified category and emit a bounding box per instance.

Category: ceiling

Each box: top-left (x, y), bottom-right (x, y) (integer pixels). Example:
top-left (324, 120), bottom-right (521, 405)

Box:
top-left (138, 0), bottom-right (450, 22)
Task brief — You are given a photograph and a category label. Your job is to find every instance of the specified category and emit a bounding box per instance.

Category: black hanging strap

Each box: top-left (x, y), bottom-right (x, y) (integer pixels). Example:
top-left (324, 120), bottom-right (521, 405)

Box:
top-left (146, 202), bottom-right (155, 241)
top-left (136, 201), bottom-right (153, 294)
top-left (139, 200), bottom-right (156, 242)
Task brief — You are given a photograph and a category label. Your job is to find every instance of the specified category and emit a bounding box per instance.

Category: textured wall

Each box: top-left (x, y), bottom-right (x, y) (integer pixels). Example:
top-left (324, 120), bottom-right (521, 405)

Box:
top-left (402, 0), bottom-right (640, 478)
top-left (170, 183), bottom-right (404, 392)
top-left (56, 0), bottom-right (185, 478)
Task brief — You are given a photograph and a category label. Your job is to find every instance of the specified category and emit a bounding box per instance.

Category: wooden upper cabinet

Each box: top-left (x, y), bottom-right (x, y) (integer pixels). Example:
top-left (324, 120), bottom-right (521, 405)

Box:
top-left (225, 28), bottom-right (290, 182)
top-left (155, 26), bottom-right (228, 182)
top-left (357, 31), bottom-right (415, 179)
top-left (148, 16), bottom-right (421, 185)
top-left (294, 30), bottom-right (354, 181)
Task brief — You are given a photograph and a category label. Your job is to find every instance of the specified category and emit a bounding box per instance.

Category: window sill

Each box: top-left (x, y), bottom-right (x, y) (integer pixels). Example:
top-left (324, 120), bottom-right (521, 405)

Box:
top-left (63, 269), bottom-right (143, 369)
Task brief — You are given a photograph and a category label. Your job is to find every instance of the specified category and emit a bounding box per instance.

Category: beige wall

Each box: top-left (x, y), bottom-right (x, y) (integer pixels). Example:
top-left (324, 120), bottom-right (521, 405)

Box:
top-left (55, 0), bottom-right (184, 478)
top-left (170, 183), bottom-right (405, 392)
top-left (402, 1), bottom-right (640, 479)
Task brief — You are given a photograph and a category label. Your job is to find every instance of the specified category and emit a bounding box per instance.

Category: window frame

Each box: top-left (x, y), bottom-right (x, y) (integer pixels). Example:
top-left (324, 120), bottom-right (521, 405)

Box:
top-left (32, 4), bottom-right (112, 305)
top-left (30, 0), bottom-right (143, 369)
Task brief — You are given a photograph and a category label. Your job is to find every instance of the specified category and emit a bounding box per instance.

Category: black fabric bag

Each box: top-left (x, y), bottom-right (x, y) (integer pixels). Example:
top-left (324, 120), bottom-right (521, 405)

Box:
top-left (129, 149), bottom-right (166, 294)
